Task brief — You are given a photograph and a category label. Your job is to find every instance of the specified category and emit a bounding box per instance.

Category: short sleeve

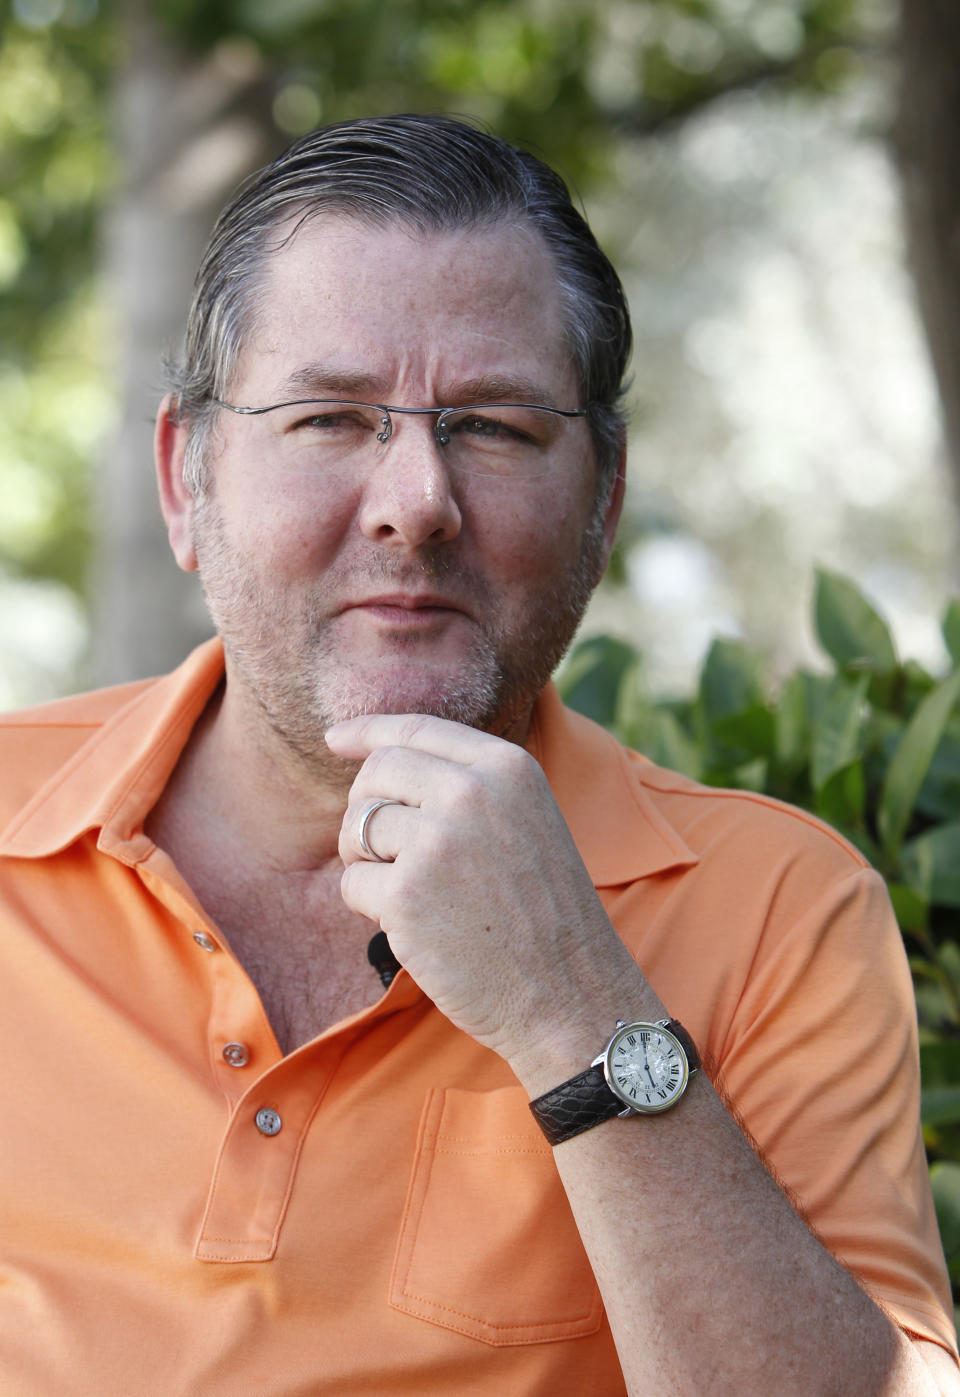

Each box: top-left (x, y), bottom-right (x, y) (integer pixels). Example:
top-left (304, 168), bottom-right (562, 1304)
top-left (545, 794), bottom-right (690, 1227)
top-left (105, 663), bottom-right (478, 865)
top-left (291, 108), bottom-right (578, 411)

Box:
top-left (717, 864), bottom-right (955, 1355)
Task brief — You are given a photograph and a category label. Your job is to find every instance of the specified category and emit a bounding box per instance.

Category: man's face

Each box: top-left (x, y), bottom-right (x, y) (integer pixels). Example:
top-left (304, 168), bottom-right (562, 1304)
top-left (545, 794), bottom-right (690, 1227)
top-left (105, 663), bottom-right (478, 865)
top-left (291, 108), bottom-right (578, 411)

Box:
top-left (184, 217), bottom-right (620, 768)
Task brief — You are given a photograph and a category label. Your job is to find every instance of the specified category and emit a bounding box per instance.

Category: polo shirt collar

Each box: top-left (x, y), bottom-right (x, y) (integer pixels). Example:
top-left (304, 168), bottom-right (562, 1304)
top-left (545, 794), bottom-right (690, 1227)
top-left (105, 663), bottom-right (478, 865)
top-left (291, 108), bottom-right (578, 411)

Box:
top-left (1, 641), bottom-right (697, 885)
top-left (0, 640), bottom-right (224, 859)
top-left (526, 683), bottom-right (698, 886)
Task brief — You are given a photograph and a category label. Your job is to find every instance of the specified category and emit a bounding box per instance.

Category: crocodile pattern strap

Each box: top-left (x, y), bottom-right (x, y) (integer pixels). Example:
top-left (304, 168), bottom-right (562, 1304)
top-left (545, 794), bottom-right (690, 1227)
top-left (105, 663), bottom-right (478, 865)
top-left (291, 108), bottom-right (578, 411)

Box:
top-left (528, 1064), bottom-right (623, 1146)
top-left (667, 1020), bottom-right (701, 1073)
top-left (528, 1020), bottom-right (700, 1146)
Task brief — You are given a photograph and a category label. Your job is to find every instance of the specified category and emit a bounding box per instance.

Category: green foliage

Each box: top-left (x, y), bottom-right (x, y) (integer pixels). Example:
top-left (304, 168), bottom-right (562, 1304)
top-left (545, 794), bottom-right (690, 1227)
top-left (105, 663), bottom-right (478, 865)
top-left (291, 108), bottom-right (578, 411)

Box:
top-left (1, 0), bottom-right (893, 605)
top-left (0, 9), bottom-right (112, 595)
top-left (558, 573), bottom-right (960, 1306)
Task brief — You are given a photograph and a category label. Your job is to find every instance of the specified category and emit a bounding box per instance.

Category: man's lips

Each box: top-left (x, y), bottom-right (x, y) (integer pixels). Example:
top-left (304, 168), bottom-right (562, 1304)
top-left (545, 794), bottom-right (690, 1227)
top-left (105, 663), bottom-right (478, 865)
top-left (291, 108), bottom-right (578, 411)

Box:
top-left (340, 593), bottom-right (471, 624)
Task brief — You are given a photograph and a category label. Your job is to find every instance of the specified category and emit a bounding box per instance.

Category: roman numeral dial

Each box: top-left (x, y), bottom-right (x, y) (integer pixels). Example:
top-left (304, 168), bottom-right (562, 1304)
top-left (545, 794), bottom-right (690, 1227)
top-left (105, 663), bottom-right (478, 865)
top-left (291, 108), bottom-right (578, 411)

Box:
top-left (602, 1020), bottom-right (699, 1114)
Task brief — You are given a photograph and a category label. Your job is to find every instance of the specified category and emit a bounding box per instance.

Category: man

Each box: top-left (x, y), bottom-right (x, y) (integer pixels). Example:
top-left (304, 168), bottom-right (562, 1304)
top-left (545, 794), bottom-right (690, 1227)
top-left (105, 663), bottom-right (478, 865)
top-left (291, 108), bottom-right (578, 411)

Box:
top-left (0, 115), bottom-right (956, 1394)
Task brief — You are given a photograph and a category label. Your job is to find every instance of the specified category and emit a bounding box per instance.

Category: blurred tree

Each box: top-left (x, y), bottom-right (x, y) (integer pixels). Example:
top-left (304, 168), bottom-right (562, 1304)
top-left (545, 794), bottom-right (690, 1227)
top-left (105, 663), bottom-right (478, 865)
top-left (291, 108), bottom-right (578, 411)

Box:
top-left (896, 0), bottom-right (960, 520)
top-left (0, 0), bottom-right (951, 691)
top-left (93, 0), bottom-right (275, 682)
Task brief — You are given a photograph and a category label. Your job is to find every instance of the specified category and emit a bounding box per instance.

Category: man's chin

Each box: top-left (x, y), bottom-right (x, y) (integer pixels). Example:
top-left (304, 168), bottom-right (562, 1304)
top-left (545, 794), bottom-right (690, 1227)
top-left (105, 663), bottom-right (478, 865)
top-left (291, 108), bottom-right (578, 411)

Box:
top-left (310, 657), bottom-right (504, 734)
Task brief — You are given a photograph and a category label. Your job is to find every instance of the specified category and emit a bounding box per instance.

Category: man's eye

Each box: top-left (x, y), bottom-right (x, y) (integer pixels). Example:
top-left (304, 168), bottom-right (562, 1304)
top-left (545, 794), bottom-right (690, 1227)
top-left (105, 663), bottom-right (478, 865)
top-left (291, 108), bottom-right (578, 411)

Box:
top-left (295, 411), bottom-right (368, 431)
top-left (455, 414), bottom-right (519, 440)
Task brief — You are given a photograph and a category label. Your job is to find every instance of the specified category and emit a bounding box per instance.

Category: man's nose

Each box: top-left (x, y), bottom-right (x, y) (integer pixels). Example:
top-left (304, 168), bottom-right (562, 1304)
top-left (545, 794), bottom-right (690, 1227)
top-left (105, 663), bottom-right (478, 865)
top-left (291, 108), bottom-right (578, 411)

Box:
top-left (356, 418), bottom-right (463, 547)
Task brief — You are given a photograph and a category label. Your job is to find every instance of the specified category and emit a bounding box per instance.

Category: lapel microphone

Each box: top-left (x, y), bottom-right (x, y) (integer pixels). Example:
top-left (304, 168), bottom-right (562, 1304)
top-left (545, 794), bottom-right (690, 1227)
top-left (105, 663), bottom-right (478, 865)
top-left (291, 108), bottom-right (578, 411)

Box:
top-left (367, 931), bottom-right (402, 989)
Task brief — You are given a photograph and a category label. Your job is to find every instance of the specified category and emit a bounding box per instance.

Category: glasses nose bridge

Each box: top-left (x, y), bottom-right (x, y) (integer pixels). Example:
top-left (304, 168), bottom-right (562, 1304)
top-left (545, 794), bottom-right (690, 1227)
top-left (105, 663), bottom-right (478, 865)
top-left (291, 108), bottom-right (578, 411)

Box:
top-left (378, 405), bottom-right (450, 451)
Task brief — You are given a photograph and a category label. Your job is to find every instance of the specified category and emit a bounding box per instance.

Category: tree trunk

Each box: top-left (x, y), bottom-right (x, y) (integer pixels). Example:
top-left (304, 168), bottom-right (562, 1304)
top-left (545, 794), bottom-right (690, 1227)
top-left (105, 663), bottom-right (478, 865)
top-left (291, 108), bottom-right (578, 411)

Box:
top-left (92, 0), bottom-right (276, 685)
top-left (896, 0), bottom-right (960, 520)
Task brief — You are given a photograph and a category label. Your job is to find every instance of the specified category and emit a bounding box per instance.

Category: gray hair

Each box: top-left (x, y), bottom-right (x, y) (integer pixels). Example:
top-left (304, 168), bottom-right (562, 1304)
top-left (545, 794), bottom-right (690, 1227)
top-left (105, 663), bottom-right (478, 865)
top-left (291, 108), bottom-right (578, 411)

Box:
top-left (166, 114), bottom-right (632, 494)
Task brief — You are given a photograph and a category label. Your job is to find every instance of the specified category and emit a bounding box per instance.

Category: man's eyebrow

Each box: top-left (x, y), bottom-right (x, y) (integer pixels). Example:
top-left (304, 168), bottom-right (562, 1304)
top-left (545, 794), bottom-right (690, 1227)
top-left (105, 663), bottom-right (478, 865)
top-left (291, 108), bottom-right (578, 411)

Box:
top-left (442, 375), bottom-right (561, 409)
top-left (275, 365), bottom-right (562, 409)
top-left (278, 364), bottom-right (385, 399)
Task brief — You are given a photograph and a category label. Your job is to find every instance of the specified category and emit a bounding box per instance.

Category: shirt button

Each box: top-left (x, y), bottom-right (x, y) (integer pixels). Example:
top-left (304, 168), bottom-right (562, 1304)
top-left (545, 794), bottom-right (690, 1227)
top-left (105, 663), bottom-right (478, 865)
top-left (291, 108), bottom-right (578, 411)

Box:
top-left (222, 1041), bottom-right (250, 1068)
top-left (193, 932), bottom-right (216, 953)
top-left (255, 1108), bottom-right (282, 1137)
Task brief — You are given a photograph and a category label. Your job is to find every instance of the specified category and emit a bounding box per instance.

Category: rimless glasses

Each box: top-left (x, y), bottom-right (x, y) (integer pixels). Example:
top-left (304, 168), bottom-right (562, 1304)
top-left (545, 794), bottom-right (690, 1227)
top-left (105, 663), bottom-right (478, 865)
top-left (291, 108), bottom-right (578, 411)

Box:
top-left (213, 397), bottom-right (590, 479)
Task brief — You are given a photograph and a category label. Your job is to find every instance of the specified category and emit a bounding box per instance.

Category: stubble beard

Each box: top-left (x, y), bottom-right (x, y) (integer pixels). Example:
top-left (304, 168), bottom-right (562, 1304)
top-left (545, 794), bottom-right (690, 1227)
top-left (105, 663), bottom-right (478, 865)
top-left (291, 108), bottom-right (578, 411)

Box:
top-left (191, 491), bottom-right (608, 779)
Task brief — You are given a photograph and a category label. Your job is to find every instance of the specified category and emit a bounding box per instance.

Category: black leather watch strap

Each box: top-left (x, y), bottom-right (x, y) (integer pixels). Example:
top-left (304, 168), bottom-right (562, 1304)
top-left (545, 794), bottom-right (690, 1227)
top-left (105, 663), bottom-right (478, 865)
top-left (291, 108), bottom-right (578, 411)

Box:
top-left (528, 1064), bottom-right (623, 1146)
top-left (665, 1020), bottom-right (701, 1072)
top-left (528, 1019), bottom-right (700, 1146)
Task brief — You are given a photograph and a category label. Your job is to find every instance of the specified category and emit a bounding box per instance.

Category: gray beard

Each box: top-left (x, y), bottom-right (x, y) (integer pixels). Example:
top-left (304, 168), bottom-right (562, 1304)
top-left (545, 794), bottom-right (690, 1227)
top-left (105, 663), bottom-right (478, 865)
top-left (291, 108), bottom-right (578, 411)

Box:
top-left (192, 492), bottom-right (608, 777)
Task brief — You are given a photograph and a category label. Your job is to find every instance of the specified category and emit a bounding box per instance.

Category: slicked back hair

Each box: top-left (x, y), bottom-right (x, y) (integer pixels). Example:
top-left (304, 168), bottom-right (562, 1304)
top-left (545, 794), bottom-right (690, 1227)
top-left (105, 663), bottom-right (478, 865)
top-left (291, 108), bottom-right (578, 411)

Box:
top-left (166, 113), bottom-right (632, 494)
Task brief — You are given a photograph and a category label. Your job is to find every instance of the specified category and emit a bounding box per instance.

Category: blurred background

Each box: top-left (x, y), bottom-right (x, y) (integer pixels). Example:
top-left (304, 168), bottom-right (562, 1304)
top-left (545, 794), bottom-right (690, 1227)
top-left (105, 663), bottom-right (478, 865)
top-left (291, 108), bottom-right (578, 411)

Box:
top-left (2, 0), bottom-right (959, 709)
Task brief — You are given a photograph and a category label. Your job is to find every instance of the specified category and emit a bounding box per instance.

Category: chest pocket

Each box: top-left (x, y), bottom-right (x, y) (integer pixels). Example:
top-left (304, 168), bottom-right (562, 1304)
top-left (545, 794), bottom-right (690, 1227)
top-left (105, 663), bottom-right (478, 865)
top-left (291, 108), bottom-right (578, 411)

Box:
top-left (389, 1085), bottom-right (604, 1346)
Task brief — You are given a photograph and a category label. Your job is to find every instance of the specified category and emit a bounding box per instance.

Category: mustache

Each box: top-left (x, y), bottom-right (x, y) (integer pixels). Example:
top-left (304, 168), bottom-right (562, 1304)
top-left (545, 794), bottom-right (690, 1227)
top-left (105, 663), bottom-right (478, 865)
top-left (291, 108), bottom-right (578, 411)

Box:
top-left (319, 549), bottom-right (489, 606)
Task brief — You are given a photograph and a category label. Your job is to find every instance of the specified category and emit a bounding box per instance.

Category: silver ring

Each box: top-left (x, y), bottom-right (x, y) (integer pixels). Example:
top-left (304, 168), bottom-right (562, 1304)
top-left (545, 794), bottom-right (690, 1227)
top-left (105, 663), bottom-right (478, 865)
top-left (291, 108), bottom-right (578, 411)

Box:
top-left (358, 798), bottom-right (400, 862)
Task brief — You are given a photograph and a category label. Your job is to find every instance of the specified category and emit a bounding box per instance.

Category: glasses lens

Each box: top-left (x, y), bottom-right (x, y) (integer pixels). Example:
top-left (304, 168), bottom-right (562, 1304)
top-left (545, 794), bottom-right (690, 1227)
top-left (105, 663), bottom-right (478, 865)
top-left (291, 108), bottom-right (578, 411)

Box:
top-left (245, 400), bottom-right (577, 478)
top-left (440, 406), bottom-right (568, 477)
top-left (269, 401), bottom-right (388, 475)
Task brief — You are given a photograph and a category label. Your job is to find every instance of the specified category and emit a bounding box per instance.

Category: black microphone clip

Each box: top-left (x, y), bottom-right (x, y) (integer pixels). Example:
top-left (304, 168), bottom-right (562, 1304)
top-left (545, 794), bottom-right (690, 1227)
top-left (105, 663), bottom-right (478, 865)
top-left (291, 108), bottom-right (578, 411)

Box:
top-left (367, 931), bottom-right (402, 989)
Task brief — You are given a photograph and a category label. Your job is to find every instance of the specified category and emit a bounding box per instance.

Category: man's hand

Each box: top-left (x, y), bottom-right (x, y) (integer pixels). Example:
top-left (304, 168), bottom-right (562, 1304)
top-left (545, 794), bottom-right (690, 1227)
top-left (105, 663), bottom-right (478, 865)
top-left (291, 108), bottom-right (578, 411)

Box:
top-left (325, 712), bottom-right (646, 1074)
top-left (327, 711), bottom-right (960, 1396)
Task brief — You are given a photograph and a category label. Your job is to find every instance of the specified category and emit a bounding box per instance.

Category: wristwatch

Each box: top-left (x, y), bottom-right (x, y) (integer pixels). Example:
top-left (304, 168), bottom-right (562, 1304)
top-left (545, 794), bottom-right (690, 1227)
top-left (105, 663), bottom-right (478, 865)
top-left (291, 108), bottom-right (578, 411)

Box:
top-left (529, 1018), bottom-right (700, 1146)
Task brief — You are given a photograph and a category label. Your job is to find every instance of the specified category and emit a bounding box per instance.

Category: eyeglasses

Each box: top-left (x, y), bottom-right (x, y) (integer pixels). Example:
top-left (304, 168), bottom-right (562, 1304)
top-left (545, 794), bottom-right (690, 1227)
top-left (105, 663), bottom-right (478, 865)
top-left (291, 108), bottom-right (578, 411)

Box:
top-left (212, 397), bottom-right (589, 479)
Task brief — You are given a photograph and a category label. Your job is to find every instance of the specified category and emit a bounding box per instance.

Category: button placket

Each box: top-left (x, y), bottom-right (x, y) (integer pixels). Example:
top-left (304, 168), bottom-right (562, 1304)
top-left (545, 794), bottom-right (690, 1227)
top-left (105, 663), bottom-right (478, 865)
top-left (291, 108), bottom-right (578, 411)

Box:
top-left (194, 912), bottom-right (283, 1098)
top-left (195, 1038), bottom-right (354, 1263)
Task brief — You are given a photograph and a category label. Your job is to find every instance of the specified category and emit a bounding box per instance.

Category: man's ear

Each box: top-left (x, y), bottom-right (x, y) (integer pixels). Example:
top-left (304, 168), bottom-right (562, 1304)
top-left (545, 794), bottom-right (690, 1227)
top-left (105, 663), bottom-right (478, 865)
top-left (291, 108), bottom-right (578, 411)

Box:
top-left (154, 394), bottom-right (199, 574)
top-left (599, 442), bottom-right (626, 573)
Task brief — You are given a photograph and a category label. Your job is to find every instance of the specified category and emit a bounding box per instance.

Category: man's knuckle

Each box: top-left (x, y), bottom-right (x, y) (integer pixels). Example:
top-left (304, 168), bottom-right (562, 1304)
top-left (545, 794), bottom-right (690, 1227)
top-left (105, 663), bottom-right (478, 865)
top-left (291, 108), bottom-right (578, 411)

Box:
top-left (398, 714), bottom-right (433, 746)
top-left (362, 746), bottom-right (392, 782)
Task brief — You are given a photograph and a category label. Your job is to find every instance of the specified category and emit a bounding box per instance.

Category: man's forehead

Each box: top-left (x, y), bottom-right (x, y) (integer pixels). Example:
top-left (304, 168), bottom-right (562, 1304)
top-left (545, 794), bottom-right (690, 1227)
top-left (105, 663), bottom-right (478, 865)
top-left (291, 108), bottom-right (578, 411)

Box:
top-left (263, 208), bottom-right (553, 273)
top-left (239, 214), bottom-right (576, 400)
top-left (258, 214), bottom-right (565, 316)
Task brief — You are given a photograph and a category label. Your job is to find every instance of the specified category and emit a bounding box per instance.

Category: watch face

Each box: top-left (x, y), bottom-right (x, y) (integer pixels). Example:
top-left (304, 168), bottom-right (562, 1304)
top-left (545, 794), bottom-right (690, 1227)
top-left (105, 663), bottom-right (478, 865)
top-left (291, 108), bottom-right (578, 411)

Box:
top-left (604, 1023), bottom-right (689, 1114)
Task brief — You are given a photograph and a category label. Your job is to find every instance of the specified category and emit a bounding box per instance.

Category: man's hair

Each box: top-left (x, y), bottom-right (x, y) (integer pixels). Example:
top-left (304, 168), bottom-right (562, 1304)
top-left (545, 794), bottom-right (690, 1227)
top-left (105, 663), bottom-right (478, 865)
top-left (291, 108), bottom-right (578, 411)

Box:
top-left (166, 113), bottom-right (633, 493)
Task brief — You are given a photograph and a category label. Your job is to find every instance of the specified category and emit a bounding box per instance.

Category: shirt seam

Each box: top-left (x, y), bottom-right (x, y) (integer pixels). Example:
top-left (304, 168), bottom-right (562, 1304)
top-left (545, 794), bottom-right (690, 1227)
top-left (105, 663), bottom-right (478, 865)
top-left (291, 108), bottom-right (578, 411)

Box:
top-left (636, 774), bottom-right (870, 868)
top-left (0, 720), bottom-right (103, 730)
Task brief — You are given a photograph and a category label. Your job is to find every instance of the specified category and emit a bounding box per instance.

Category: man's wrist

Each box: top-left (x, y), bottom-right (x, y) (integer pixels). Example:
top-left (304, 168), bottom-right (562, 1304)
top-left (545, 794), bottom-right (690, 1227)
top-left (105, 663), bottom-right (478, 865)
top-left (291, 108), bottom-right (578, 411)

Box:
top-left (504, 959), bottom-right (664, 1098)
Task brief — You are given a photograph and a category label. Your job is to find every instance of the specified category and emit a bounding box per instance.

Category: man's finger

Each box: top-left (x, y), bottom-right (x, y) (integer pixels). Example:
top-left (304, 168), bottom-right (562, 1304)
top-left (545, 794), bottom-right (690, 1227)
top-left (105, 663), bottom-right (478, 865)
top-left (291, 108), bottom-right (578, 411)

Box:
top-left (344, 797), bottom-right (409, 866)
top-left (339, 861), bottom-right (392, 926)
top-left (326, 711), bottom-right (501, 763)
top-left (347, 744), bottom-right (448, 808)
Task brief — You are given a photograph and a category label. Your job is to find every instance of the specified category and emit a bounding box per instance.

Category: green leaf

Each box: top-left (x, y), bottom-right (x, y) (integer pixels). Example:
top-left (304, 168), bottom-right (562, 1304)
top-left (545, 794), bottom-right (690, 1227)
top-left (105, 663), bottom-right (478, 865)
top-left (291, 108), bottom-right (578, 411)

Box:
top-left (930, 1162), bottom-right (960, 1258)
top-left (711, 702), bottom-right (776, 758)
top-left (879, 668), bottom-right (960, 861)
top-left (556, 635), bottom-right (638, 729)
top-left (888, 881), bottom-right (929, 936)
top-left (729, 757), bottom-right (767, 792)
top-left (921, 1037), bottom-right (960, 1090)
top-left (699, 638), bottom-right (765, 724)
top-left (902, 822), bottom-right (960, 909)
top-left (810, 675), bottom-right (869, 791)
top-left (943, 941), bottom-right (960, 985)
top-left (916, 981), bottom-right (958, 1033)
top-left (915, 734), bottom-right (960, 822)
top-left (622, 707), bottom-right (703, 780)
top-left (798, 670), bottom-right (838, 730)
top-left (912, 957), bottom-right (944, 983)
top-left (899, 659), bottom-right (937, 713)
top-left (814, 759), bottom-right (864, 830)
top-left (944, 602), bottom-right (960, 668)
top-left (813, 570), bottom-right (897, 672)
top-left (775, 672), bottom-right (809, 769)
top-left (924, 1090), bottom-right (960, 1130)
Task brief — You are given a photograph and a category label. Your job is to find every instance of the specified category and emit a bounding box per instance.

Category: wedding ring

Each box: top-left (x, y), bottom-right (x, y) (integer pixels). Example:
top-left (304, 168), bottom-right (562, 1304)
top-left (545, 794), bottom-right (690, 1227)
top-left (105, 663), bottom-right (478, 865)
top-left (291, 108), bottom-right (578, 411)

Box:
top-left (358, 798), bottom-right (400, 862)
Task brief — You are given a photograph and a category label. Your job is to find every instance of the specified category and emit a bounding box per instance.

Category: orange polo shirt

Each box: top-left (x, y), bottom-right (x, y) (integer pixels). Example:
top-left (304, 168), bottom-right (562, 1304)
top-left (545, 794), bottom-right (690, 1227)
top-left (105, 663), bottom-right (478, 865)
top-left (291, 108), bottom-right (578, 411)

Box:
top-left (0, 639), bottom-right (954, 1393)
